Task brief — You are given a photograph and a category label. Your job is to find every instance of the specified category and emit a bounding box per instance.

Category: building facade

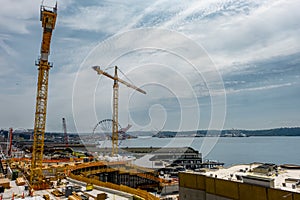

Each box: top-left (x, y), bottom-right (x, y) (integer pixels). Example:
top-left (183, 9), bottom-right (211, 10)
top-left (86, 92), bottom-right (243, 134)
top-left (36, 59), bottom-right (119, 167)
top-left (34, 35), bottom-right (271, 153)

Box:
top-left (179, 165), bottom-right (300, 200)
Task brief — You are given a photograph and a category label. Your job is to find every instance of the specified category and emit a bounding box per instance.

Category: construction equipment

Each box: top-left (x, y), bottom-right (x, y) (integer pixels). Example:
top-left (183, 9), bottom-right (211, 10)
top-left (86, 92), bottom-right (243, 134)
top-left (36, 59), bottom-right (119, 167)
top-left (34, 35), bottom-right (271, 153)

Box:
top-left (16, 177), bottom-right (26, 186)
top-left (30, 4), bottom-right (57, 189)
top-left (51, 189), bottom-right (64, 197)
top-left (86, 183), bottom-right (93, 191)
top-left (8, 128), bottom-right (13, 157)
top-left (68, 192), bottom-right (82, 200)
top-left (62, 118), bottom-right (68, 147)
top-left (0, 158), bottom-right (5, 174)
top-left (92, 66), bottom-right (146, 155)
top-left (43, 194), bottom-right (50, 200)
top-left (83, 192), bottom-right (107, 200)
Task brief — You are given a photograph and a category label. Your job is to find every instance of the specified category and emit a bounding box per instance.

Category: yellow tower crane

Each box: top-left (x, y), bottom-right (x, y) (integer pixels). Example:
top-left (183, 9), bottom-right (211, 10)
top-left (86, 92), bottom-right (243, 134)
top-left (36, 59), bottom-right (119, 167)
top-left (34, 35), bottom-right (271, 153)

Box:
top-left (92, 66), bottom-right (146, 155)
top-left (30, 4), bottom-right (57, 189)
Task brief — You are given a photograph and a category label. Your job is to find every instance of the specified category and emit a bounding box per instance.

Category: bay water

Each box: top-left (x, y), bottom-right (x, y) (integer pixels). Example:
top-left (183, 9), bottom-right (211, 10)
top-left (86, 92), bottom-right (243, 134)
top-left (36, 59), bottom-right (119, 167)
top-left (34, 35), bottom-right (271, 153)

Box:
top-left (114, 136), bottom-right (300, 166)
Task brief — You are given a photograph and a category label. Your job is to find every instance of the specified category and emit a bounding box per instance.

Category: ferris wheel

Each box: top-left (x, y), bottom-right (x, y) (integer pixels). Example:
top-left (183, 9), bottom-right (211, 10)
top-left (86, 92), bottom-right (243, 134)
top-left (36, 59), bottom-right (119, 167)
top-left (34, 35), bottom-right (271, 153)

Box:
top-left (92, 119), bottom-right (131, 147)
top-left (92, 119), bottom-right (122, 135)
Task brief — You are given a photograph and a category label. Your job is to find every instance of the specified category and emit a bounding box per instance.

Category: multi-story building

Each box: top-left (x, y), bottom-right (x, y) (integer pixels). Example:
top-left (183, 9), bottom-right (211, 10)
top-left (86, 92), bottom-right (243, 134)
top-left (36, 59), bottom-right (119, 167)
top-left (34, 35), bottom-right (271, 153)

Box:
top-left (179, 163), bottom-right (300, 200)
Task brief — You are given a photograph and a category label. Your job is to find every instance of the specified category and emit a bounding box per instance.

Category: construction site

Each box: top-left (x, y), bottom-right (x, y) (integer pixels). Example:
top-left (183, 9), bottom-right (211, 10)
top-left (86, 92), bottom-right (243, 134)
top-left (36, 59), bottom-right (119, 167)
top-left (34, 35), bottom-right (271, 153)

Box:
top-left (0, 3), bottom-right (178, 200)
top-left (1, 2), bottom-right (300, 200)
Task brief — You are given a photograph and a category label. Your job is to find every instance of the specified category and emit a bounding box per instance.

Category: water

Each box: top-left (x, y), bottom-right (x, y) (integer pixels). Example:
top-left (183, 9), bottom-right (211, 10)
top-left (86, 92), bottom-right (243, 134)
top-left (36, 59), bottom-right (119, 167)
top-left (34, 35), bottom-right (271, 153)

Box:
top-left (113, 136), bottom-right (300, 166)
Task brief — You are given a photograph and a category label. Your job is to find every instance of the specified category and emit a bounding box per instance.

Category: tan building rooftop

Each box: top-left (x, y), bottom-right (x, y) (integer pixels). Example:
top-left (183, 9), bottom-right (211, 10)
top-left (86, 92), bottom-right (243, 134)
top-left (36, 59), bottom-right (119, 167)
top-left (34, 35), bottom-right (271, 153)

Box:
top-left (196, 163), bottom-right (300, 193)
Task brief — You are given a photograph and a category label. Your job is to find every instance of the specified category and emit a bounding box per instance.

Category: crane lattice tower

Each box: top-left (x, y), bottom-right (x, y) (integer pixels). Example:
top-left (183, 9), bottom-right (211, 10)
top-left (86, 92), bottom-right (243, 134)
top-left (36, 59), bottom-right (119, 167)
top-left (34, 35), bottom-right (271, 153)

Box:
top-left (30, 4), bottom-right (57, 189)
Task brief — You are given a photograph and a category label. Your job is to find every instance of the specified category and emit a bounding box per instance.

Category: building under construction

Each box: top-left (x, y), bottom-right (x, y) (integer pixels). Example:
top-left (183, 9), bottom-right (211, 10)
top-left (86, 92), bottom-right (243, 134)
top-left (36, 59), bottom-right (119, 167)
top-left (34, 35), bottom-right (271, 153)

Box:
top-left (0, 3), bottom-right (174, 200)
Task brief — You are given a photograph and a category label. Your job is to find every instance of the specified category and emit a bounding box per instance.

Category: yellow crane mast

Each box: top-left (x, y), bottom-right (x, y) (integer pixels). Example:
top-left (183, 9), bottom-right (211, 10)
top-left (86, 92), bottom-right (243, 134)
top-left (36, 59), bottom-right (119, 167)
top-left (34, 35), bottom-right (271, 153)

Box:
top-left (92, 66), bottom-right (146, 155)
top-left (30, 4), bottom-right (57, 189)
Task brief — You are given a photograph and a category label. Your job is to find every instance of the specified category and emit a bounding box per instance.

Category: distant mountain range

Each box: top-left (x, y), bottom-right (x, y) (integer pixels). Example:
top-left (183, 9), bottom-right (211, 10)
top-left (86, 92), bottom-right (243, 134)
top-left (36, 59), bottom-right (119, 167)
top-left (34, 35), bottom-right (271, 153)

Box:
top-left (129, 127), bottom-right (300, 138)
top-left (239, 127), bottom-right (300, 136)
top-left (1, 127), bottom-right (300, 138)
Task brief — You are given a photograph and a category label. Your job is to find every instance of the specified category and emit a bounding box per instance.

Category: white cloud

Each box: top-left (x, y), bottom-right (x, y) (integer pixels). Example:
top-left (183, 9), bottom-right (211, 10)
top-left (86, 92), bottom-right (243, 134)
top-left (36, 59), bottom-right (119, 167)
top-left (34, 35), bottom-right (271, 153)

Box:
top-left (58, 0), bottom-right (300, 69)
top-left (182, 0), bottom-right (300, 67)
top-left (1, 0), bottom-right (299, 131)
top-left (61, 4), bottom-right (136, 33)
top-left (0, 35), bottom-right (18, 56)
top-left (0, 0), bottom-right (73, 34)
top-left (226, 82), bottom-right (293, 94)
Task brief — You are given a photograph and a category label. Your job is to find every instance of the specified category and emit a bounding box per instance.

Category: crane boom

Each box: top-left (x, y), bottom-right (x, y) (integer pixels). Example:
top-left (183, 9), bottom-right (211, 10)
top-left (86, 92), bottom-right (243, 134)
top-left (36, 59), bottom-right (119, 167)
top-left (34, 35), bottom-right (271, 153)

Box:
top-left (30, 4), bottom-right (57, 189)
top-left (92, 66), bottom-right (146, 155)
top-left (92, 66), bottom-right (146, 94)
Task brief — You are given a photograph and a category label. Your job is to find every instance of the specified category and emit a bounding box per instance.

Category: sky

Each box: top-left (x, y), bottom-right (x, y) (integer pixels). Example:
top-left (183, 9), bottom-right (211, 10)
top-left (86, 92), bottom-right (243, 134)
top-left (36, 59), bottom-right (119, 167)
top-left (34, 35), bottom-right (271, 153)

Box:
top-left (0, 0), bottom-right (299, 133)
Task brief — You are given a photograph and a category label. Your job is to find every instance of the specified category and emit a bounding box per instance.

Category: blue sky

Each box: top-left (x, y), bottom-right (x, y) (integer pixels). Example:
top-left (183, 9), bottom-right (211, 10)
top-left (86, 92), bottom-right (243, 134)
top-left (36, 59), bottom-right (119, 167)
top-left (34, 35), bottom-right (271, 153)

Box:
top-left (0, 0), bottom-right (299, 133)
